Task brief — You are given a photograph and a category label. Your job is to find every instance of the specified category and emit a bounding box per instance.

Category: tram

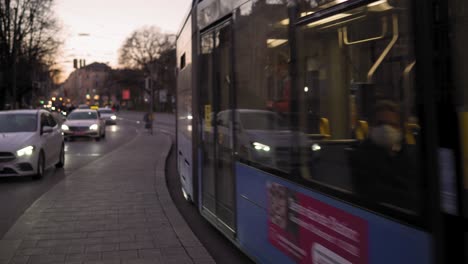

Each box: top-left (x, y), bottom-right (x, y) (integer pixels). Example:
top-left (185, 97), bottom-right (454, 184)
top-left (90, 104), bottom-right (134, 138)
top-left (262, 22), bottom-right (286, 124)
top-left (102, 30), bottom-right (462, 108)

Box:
top-left (176, 0), bottom-right (468, 263)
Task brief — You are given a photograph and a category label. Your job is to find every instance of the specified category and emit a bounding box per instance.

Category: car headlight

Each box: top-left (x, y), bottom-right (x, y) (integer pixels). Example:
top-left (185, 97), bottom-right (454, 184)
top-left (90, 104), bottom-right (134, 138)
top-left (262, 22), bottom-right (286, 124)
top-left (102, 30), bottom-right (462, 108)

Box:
top-left (111, 115), bottom-right (117, 120)
top-left (17, 146), bottom-right (35, 157)
top-left (311, 144), bottom-right (321, 152)
top-left (252, 142), bottom-right (271, 152)
top-left (61, 124), bottom-right (70, 131)
top-left (90, 124), bottom-right (99, 130)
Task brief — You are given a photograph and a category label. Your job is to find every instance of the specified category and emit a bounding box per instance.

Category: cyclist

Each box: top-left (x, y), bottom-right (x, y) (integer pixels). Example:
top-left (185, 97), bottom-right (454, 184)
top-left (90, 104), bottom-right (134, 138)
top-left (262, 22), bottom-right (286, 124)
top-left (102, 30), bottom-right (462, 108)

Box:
top-left (143, 112), bottom-right (153, 135)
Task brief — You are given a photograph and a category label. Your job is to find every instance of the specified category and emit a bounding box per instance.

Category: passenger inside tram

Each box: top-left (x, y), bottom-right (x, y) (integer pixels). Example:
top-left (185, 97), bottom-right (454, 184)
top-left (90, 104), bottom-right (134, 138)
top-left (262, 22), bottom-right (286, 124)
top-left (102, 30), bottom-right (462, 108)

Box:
top-left (349, 100), bottom-right (420, 211)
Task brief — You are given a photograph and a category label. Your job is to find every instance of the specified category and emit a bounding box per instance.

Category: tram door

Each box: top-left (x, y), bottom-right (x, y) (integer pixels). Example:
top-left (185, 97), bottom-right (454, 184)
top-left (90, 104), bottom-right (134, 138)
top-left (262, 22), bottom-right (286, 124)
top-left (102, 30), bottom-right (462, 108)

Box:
top-left (199, 21), bottom-right (236, 236)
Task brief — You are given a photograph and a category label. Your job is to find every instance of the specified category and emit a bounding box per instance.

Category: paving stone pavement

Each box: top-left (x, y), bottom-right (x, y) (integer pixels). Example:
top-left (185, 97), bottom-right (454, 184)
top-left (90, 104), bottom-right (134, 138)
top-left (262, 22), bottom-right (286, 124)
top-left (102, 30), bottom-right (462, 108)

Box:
top-left (0, 131), bottom-right (214, 264)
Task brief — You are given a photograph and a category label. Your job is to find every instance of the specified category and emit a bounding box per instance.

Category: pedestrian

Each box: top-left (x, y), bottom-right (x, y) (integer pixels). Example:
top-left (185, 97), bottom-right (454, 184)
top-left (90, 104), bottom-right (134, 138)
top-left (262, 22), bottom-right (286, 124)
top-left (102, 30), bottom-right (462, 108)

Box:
top-left (143, 112), bottom-right (153, 135)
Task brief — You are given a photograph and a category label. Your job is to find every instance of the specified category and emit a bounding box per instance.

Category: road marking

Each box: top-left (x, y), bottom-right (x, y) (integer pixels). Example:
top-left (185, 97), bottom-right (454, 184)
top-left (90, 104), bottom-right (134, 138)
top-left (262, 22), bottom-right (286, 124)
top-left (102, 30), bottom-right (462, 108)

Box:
top-left (65, 153), bottom-right (101, 157)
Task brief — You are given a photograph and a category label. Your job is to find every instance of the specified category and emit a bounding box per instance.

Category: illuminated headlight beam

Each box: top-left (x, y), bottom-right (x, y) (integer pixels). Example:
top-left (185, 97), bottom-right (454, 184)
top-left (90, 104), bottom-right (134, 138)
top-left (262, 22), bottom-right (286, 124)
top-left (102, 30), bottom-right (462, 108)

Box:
top-left (252, 142), bottom-right (271, 152)
top-left (17, 146), bottom-right (34, 157)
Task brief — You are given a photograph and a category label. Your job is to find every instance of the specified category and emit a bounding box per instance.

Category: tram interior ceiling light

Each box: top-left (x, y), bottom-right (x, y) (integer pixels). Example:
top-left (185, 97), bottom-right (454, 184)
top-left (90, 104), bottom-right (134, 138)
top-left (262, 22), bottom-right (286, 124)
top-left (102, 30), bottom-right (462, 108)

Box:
top-left (279, 12), bottom-right (316, 26)
top-left (307, 13), bottom-right (353, 28)
top-left (308, 0), bottom-right (350, 12)
top-left (301, 11), bottom-right (315, 17)
top-left (367, 0), bottom-right (393, 12)
top-left (279, 18), bottom-right (289, 26)
top-left (267, 39), bottom-right (288, 48)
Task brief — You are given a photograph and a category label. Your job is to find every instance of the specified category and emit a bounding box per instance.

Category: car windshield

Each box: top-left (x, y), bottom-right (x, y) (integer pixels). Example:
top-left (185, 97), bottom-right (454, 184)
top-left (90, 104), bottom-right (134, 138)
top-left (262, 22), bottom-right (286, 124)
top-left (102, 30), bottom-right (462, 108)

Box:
top-left (99, 110), bottom-right (113, 114)
top-left (239, 112), bottom-right (288, 130)
top-left (67, 111), bottom-right (97, 120)
top-left (0, 113), bottom-right (37, 133)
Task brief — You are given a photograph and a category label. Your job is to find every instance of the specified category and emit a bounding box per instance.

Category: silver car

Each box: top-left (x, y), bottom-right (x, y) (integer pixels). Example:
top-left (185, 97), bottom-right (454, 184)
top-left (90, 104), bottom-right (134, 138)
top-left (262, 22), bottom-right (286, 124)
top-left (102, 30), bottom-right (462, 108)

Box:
top-left (61, 109), bottom-right (106, 141)
top-left (98, 108), bottom-right (117, 125)
top-left (0, 110), bottom-right (65, 179)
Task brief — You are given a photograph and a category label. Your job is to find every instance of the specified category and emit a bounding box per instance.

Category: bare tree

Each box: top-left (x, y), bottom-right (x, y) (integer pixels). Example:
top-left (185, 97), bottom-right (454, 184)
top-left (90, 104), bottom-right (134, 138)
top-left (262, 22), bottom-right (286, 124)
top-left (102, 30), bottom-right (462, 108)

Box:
top-left (0, 0), bottom-right (62, 109)
top-left (118, 26), bottom-right (175, 73)
top-left (118, 26), bottom-right (176, 112)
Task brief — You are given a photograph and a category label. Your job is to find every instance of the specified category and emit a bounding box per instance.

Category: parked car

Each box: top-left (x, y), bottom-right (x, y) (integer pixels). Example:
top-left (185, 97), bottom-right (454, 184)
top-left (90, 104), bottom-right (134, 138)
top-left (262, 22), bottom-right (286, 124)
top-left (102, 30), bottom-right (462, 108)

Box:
top-left (0, 110), bottom-right (65, 179)
top-left (98, 108), bottom-right (117, 125)
top-left (61, 109), bottom-right (106, 141)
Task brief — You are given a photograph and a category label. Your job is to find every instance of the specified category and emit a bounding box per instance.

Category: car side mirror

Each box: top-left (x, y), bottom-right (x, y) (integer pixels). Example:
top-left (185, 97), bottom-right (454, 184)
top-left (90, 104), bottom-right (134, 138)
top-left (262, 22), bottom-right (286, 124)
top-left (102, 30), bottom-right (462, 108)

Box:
top-left (42, 126), bottom-right (53, 135)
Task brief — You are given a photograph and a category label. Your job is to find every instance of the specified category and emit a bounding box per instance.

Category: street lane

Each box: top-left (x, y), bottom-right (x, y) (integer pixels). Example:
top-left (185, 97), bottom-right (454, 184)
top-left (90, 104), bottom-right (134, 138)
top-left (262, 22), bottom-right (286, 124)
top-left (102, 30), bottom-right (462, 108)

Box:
top-left (0, 117), bottom-right (139, 238)
top-left (64, 120), bottom-right (139, 173)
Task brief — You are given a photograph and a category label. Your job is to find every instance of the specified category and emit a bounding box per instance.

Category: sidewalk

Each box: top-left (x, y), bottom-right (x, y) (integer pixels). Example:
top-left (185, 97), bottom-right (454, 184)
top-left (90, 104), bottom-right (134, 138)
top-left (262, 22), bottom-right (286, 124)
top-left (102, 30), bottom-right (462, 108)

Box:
top-left (0, 130), bottom-right (214, 264)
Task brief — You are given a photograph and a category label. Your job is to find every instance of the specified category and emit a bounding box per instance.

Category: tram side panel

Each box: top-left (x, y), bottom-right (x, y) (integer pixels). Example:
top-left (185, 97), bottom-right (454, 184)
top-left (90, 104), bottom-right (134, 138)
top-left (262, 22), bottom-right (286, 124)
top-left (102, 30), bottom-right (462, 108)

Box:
top-left (236, 163), bottom-right (432, 264)
top-left (176, 15), bottom-right (194, 201)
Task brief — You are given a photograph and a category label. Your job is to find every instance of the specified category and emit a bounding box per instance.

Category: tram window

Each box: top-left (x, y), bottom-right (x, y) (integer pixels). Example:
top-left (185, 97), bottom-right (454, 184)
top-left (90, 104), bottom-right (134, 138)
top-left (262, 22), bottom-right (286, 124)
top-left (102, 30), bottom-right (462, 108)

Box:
top-left (180, 53), bottom-right (186, 69)
top-left (233, 1), bottom-right (294, 172)
top-left (295, 2), bottom-right (423, 213)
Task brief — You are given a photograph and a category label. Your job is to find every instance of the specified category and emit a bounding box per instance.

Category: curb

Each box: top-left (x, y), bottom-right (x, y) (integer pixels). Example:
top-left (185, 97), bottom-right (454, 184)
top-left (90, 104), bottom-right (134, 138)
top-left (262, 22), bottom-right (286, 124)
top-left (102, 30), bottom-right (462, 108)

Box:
top-left (155, 134), bottom-right (215, 263)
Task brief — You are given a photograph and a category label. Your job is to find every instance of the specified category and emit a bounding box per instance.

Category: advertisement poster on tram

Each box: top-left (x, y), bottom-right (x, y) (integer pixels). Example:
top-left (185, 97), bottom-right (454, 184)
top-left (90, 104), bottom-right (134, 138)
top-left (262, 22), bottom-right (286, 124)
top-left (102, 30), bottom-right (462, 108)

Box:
top-left (267, 182), bottom-right (369, 264)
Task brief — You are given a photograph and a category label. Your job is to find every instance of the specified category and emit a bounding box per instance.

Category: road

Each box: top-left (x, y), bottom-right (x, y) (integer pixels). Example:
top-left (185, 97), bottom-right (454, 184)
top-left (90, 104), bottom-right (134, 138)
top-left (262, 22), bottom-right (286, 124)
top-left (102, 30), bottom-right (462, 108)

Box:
top-left (0, 111), bottom-right (252, 264)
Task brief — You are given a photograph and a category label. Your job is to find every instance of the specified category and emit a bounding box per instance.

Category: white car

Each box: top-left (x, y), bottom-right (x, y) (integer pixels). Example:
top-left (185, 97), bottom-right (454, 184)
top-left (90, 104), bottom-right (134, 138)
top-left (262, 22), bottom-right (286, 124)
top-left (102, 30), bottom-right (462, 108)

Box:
top-left (216, 109), bottom-right (312, 172)
top-left (0, 110), bottom-right (65, 179)
top-left (98, 108), bottom-right (117, 125)
top-left (77, 104), bottom-right (90, 109)
top-left (61, 109), bottom-right (106, 141)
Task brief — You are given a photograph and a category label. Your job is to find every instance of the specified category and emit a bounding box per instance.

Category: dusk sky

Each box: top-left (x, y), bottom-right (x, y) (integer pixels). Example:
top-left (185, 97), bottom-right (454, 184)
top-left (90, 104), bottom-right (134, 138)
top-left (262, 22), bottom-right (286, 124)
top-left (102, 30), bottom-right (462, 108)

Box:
top-left (55, 0), bottom-right (192, 82)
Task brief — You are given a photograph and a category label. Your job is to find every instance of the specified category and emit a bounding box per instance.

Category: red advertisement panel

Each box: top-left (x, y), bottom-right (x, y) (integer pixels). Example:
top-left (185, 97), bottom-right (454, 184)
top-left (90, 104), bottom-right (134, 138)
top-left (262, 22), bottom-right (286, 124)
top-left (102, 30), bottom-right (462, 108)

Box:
top-left (267, 182), bottom-right (368, 264)
top-left (122, 89), bottom-right (130, 100)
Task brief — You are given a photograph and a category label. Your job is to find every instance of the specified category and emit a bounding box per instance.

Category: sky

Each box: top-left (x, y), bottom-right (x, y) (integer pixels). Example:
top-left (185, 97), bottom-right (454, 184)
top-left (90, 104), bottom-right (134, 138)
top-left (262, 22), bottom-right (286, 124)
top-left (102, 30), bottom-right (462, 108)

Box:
top-left (54, 0), bottom-right (192, 82)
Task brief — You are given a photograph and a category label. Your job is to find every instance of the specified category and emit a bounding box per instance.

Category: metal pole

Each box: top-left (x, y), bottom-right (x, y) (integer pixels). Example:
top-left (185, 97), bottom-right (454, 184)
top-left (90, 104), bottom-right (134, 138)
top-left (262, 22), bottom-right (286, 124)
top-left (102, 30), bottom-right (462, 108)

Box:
top-left (11, 7), bottom-right (18, 109)
top-left (150, 78), bottom-right (154, 135)
top-left (150, 79), bottom-right (154, 114)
